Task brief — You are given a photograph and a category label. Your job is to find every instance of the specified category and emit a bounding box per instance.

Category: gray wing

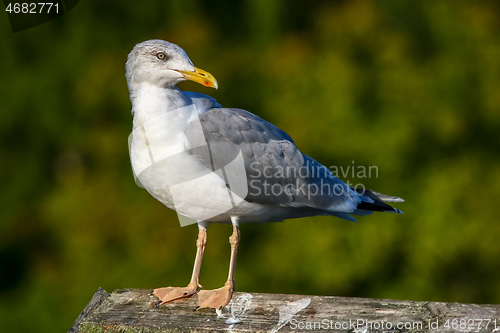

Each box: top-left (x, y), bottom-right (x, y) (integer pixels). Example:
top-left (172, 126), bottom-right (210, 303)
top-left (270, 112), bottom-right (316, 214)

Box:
top-left (183, 91), bottom-right (222, 112)
top-left (188, 108), bottom-right (361, 214)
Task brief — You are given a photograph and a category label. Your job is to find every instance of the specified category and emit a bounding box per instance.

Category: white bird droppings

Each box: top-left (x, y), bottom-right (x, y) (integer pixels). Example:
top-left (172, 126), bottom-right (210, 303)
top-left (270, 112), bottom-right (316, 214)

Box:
top-left (268, 298), bottom-right (311, 333)
top-left (226, 318), bottom-right (242, 325)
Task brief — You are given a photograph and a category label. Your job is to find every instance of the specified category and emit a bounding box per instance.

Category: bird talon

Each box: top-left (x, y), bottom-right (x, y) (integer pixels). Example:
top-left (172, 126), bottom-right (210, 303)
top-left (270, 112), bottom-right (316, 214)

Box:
top-left (193, 306), bottom-right (200, 311)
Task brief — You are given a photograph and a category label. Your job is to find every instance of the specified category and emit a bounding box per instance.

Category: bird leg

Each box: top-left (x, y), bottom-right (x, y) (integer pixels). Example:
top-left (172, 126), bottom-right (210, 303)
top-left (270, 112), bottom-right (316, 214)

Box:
top-left (154, 223), bottom-right (207, 305)
top-left (197, 220), bottom-right (240, 310)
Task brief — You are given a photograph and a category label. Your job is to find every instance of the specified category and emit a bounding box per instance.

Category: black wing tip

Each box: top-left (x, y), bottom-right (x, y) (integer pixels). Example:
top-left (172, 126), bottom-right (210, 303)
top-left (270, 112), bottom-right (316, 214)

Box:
top-left (356, 200), bottom-right (404, 215)
top-left (352, 187), bottom-right (404, 215)
top-left (386, 207), bottom-right (404, 214)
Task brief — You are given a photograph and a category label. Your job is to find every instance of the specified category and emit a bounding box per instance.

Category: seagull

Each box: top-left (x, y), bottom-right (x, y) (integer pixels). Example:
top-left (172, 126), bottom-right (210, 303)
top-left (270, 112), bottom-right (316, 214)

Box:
top-left (125, 40), bottom-right (403, 311)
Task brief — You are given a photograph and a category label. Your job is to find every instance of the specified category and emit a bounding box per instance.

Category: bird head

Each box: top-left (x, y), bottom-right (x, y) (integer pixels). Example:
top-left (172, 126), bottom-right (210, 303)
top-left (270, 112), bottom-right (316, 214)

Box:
top-left (126, 39), bottom-right (218, 89)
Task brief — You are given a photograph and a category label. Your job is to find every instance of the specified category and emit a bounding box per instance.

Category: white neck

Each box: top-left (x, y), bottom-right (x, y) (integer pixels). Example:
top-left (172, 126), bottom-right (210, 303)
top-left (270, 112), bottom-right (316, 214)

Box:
top-left (130, 82), bottom-right (191, 127)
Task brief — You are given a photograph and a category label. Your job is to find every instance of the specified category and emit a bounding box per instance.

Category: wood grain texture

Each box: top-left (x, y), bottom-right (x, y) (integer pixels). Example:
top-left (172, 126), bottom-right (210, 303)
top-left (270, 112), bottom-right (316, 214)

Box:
top-left (71, 288), bottom-right (500, 333)
top-left (69, 288), bottom-right (111, 333)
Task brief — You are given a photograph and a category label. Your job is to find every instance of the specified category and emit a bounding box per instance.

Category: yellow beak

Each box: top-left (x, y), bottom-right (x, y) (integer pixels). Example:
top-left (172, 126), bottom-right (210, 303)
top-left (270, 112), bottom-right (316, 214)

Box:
top-left (177, 67), bottom-right (218, 89)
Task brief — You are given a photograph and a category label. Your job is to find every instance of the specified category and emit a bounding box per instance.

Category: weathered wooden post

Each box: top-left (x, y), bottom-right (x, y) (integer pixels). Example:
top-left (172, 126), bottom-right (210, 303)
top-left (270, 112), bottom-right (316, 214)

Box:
top-left (69, 288), bottom-right (500, 332)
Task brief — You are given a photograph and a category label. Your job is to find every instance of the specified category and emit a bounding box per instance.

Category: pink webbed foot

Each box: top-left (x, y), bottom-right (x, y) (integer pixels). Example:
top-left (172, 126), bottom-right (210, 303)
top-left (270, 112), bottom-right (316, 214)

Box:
top-left (153, 283), bottom-right (201, 306)
top-left (196, 281), bottom-right (234, 310)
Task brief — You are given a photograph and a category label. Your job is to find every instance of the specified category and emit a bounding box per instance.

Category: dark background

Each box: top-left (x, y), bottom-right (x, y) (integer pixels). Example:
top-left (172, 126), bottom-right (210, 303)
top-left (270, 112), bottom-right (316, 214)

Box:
top-left (1, 0), bottom-right (500, 331)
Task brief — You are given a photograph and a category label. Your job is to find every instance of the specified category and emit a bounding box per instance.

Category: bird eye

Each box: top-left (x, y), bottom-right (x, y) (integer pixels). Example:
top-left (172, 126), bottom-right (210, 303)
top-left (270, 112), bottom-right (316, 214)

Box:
top-left (156, 52), bottom-right (167, 60)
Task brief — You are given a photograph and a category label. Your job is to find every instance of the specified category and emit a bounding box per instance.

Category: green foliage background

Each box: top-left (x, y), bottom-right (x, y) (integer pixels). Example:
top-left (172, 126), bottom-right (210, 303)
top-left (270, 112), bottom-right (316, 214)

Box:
top-left (1, 0), bottom-right (500, 331)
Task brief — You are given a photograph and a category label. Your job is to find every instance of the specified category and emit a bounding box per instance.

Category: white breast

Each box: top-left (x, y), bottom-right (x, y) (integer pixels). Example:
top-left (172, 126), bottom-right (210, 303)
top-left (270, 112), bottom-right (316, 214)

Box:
top-left (130, 87), bottom-right (246, 222)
